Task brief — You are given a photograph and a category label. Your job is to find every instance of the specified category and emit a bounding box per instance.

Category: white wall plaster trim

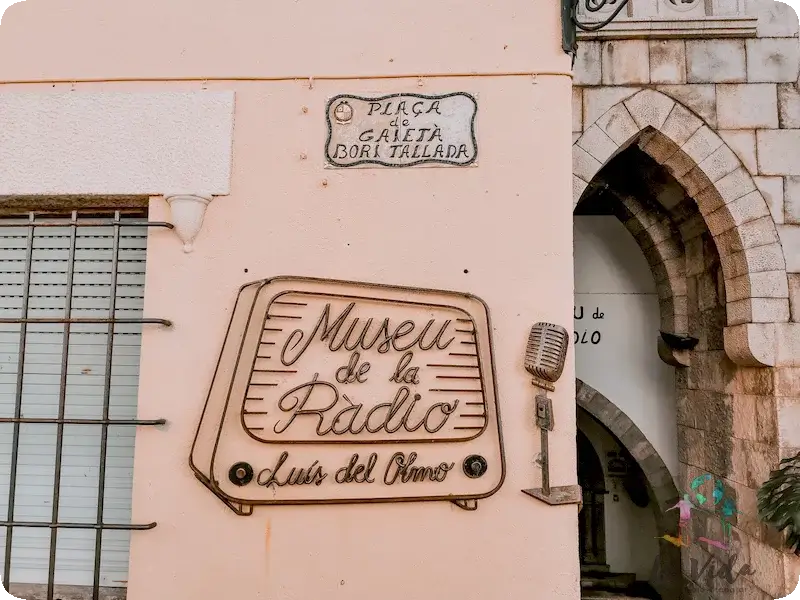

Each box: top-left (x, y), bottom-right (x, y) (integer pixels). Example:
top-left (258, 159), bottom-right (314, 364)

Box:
top-left (0, 92), bottom-right (235, 196)
top-left (577, 16), bottom-right (757, 39)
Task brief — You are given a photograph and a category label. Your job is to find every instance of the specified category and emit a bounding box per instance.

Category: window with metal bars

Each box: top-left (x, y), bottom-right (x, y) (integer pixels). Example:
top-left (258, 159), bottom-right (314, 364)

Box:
top-left (0, 209), bottom-right (170, 600)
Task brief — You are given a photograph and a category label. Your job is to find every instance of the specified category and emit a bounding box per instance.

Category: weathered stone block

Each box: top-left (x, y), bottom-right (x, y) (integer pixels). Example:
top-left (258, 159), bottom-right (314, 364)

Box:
top-left (753, 176), bottom-right (784, 224)
top-left (668, 196), bottom-right (698, 225)
top-left (652, 255), bottom-right (684, 284)
top-left (676, 387), bottom-right (695, 427)
top-left (720, 130), bottom-right (757, 175)
top-left (575, 379), bottom-right (597, 406)
top-left (755, 396), bottom-right (778, 444)
top-left (646, 238), bottom-right (683, 266)
top-left (727, 270), bottom-right (788, 304)
top-left (687, 353), bottom-right (735, 392)
top-left (705, 429), bottom-right (735, 477)
top-left (784, 553), bottom-right (800, 597)
top-left (715, 216), bottom-right (779, 255)
top-left (602, 40), bottom-right (650, 85)
top-left (679, 213), bottom-right (708, 241)
top-left (679, 424), bottom-right (704, 467)
top-left (790, 274), bottom-right (800, 322)
top-left (775, 368), bottom-right (800, 396)
top-left (714, 167), bottom-right (758, 207)
top-left (721, 244), bottom-right (786, 279)
top-left (698, 144), bottom-right (741, 184)
top-left (706, 190), bottom-right (769, 236)
top-left (573, 144), bottom-right (601, 183)
top-left (747, 440), bottom-right (778, 488)
top-left (664, 149), bottom-right (700, 180)
top-left (643, 132), bottom-right (681, 164)
top-left (686, 40), bottom-right (747, 84)
top-left (593, 102), bottom-right (638, 147)
top-left (697, 271), bottom-right (719, 311)
top-left (645, 219), bottom-right (674, 247)
top-left (732, 394), bottom-right (757, 440)
top-left (573, 175), bottom-right (588, 208)
top-left (658, 84), bottom-right (717, 128)
top-left (582, 86), bottom-right (640, 128)
top-left (572, 88), bottom-right (582, 134)
top-left (625, 90), bottom-right (676, 133)
top-left (685, 237), bottom-right (704, 278)
top-left (784, 176), bottom-right (800, 224)
top-left (694, 187), bottom-right (725, 220)
top-left (727, 297), bottom-right (790, 325)
top-left (777, 225), bottom-right (800, 272)
top-left (757, 130), bottom-right (800, 176)
top-left (574, 41), bottom-right (601, 86)
top-left (682, 125), bottom-right (724, 167)
top-left (717, 84), bottom-right (779, 130)
top-left (729, 437), bottom-right (750, 485)
top-left (746, 38), bottom-right (800, 84)
top-left (733, 367), bottom-right (775, 395)
top-left (746, 0), bottom-right (800, 37)
top-left (650, 40), bottom-right (687, 84)
top-left (777, 83), bottom-right (800, 129)
top-left (577, 123), bottom-right (617, 166)
top-left (681, 165), bottom-right (715, 198)
top-left (748, 538), bottom-right (785, 598)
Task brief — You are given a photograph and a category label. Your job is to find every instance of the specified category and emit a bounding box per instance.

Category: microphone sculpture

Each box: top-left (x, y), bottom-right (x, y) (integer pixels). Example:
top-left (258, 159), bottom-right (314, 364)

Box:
top-left (521, 322), bottom-right (582, 507)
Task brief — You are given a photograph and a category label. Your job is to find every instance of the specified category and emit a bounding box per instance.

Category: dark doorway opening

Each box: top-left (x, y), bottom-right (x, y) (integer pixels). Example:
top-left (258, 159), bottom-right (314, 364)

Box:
top-left (578, 429), bottom-right (608, 571)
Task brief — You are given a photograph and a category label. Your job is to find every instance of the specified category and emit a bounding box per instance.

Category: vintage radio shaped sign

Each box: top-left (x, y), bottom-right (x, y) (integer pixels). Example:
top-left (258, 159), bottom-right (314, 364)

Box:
top-left (190, 277), bottom-right (505, 515)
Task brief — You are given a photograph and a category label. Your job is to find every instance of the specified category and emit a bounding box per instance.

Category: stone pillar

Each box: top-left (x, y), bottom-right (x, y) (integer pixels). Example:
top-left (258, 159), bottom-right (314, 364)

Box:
top-left (679, 357), bottom-right (799, 598)
top-left (678, 228), bottom-right (776, 599)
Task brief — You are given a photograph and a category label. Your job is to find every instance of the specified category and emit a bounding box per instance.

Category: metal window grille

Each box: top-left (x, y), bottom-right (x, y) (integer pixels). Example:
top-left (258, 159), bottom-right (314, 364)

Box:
top-left (0, 210), bottom-right (171, 600)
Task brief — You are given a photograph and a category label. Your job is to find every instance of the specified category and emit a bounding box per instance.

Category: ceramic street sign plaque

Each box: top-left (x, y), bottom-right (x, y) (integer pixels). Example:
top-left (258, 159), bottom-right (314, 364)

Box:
top-left (190, 277), bottom-right (504, 514)
top-left (325, 93), bottom-right (478, 168)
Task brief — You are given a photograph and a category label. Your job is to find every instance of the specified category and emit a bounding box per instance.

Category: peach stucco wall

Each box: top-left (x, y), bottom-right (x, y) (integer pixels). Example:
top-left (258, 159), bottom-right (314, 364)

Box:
top-left (133, 76), bottom-right (577, 600)
top-left (1, 2), bottom-right (577, 599)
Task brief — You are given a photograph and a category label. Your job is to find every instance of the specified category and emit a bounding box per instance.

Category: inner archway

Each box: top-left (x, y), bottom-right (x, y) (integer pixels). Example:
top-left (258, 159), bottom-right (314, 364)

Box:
top-left (576, 381), bottom-right (680, 600)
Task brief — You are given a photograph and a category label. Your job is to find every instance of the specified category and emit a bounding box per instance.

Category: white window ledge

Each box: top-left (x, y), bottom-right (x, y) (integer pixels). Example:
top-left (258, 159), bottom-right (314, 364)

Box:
top-left (577, 15), bottom-right (758, 39)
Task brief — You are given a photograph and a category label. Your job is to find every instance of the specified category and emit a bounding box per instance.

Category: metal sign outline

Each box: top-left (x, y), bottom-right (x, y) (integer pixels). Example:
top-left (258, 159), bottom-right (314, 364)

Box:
top-left (189, 276), bottom-right (506, 515)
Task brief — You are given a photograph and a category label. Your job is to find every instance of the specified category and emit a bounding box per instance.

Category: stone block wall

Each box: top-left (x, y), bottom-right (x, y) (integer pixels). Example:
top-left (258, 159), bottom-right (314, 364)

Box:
top-left (573, 7), bottom-right (800, 597)
top-left (573, 37), bottom-right (800, 285)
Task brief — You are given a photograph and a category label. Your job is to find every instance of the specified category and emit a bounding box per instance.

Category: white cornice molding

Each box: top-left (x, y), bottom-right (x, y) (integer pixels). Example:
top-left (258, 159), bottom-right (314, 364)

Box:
top-left (577, 15), bottom-right (758, 39)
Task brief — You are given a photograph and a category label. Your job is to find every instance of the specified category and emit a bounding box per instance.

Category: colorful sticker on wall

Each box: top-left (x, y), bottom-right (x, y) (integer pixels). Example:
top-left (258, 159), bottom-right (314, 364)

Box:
top-left (658, 473), bottom-right (741, 551)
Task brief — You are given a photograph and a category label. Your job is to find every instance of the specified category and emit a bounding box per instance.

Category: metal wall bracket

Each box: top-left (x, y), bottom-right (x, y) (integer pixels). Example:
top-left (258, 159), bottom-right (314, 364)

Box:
top-left (562, 0), bottom-right (632, 55)
top-left (522, 485), bottom-right (583, 508)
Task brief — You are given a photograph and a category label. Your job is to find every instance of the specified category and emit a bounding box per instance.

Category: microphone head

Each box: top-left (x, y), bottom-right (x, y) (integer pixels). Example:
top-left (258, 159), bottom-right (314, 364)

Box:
top-left (525, 322), bottom-right (569, 384)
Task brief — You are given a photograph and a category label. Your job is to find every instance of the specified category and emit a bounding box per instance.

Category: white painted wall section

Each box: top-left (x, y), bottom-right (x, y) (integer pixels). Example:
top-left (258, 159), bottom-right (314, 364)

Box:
top-left (0, 92), bottom-right (235, 196)
top-left (574, 216), bottom-right (679, 478)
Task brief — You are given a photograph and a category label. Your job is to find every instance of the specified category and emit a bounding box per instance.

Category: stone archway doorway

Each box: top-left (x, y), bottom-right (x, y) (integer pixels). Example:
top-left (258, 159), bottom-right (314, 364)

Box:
top-left (576, 380), bottom-right (681, 600)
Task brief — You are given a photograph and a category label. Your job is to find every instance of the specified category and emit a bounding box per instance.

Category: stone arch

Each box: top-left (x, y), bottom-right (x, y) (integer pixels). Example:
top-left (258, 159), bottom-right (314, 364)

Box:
top-left (576, 378), bottom-right (679, 514)
top-left (576, 378), bottom-right (682, 600)
top-left (603, 189), bottom-right (688, 337)
top-left (573, 89), bottom-right (793, 367)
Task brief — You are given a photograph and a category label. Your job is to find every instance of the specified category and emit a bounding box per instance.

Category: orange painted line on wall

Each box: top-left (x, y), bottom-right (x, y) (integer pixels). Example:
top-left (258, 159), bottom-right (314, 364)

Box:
top-left (0, 71), bottom-right (574, 86)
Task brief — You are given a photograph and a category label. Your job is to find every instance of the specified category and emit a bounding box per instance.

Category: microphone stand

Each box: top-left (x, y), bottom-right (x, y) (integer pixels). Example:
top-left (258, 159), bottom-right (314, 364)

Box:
top-left (522, 378), bottom-right (583, 507)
